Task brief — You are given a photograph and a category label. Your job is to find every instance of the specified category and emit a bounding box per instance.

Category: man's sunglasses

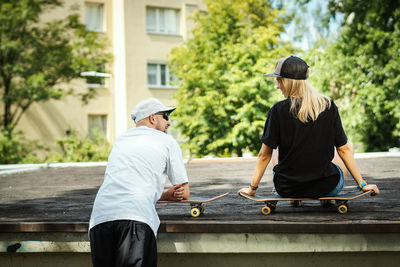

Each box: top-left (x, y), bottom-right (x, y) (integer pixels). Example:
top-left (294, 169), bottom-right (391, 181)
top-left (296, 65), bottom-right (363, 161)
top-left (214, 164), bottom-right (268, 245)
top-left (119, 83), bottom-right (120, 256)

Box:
top-left (155, 112), bottom-right (169, 121)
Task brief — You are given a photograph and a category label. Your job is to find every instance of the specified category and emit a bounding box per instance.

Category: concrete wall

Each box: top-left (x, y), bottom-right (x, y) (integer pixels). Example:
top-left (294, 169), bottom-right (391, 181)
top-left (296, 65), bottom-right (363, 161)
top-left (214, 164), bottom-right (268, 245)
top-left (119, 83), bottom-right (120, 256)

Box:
top-left (1, 252), bottom-right (400, 267)
top-left (1, 232), bottom-right (400, 267)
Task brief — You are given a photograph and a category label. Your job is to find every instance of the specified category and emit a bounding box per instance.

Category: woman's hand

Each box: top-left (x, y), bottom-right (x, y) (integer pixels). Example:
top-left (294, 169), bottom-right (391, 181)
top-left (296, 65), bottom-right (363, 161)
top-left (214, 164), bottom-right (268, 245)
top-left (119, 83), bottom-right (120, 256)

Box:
top-left (237, 186), bottom-right (257, 196)
top-left (363, 184), bottom-right (380, 196)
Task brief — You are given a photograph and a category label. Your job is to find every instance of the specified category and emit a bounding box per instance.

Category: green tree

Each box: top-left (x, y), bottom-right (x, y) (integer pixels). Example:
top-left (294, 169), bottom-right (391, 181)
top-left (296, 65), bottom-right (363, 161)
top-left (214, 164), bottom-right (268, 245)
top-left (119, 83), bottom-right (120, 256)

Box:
top-left (308, 0), bottom-right (400, 151)
top-left (169, 0), bottom-right (293, 157)
top-left (0, 0), bottom-right (111, 138)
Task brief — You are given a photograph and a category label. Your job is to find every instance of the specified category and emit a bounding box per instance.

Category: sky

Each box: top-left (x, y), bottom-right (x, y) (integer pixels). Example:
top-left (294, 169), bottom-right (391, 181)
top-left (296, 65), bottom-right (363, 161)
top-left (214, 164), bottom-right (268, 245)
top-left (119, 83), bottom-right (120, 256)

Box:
top-left (277, 0), bottom-right (344, 50)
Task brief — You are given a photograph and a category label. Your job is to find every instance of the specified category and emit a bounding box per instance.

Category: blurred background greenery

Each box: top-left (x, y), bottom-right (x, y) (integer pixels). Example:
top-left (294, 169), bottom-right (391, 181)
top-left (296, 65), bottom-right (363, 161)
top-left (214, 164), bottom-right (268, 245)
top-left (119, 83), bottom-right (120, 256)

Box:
top-left (169, 0), bottom-right (399, 157)
top-left (0, 0), bottom-right (398, 163)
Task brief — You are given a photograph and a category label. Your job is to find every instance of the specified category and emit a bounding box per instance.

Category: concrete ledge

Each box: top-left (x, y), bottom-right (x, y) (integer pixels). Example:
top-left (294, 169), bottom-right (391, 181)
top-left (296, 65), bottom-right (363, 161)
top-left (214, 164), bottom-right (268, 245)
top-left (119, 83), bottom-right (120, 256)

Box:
top-left (1, 150), bottom-right (398, 174)
top-left (0, 233), bottom-right (89, 253)
top-left (1, 232), bottom-right (399, 253)
top-left (0, 223), bottom-right (88, 233)
top-left (0, 162), bottom-right (107, 176)
top-left (1, 221), bottom-right (400, 234)
top-left (160, 220), bottom-right (400, 234)
top-left (157, 233), bottom-right (400, 253)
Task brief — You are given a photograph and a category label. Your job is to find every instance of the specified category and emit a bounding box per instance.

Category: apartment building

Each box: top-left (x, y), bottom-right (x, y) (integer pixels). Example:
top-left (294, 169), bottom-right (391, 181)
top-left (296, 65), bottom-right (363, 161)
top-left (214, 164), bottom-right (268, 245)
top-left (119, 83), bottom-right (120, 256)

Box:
top-left (15, 0), bottom-right (205, 151)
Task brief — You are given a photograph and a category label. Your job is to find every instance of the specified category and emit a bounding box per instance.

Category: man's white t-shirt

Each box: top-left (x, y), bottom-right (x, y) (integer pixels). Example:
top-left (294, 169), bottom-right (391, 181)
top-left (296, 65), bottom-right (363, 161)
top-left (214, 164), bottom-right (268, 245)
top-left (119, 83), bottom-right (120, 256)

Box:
top-left (89, 126), bottom-right (188, 236)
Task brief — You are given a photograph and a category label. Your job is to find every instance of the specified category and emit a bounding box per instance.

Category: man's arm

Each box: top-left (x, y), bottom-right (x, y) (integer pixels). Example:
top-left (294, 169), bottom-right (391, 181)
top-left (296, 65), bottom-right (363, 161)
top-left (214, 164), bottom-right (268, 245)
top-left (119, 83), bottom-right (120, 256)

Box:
top-left (159, 182), bottom-right (190, 201)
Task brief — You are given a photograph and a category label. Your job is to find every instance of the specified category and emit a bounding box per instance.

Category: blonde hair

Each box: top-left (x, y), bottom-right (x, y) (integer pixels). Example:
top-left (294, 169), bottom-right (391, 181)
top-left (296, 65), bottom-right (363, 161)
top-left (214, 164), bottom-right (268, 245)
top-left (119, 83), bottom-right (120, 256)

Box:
top-left (280, 78), bottom-right (331, 123)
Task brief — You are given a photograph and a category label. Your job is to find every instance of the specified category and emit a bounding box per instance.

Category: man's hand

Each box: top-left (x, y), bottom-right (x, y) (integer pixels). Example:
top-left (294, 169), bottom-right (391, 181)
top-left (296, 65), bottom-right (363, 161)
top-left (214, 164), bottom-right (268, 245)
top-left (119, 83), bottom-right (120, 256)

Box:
top-left (165, 184), bottom-right (185, 201)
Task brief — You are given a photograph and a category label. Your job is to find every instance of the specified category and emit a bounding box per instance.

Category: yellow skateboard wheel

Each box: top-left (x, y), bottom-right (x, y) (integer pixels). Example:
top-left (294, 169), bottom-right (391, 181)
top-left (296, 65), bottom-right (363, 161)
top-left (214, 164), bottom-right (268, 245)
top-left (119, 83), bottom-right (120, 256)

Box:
top-left (261, 206), bottom-right (272, 215)
top-left (338, 204), bottom-right (348, 214)
top-left (191, 207), bottom-right (201, 217)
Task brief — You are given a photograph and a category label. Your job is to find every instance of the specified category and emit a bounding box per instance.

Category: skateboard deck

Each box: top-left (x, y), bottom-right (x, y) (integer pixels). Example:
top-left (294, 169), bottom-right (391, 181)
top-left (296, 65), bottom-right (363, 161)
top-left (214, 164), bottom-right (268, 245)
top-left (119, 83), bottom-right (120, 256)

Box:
top-left (158, 192), bottom-right (229, 217)
top-left (239, 190), bottom-right (372, 215)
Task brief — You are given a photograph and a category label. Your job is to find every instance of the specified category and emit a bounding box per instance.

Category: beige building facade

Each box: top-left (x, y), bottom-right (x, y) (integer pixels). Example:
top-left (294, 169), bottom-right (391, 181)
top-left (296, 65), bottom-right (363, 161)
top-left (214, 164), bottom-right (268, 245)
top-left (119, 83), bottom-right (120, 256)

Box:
top-left (16, 0), bottom-right (205, 152)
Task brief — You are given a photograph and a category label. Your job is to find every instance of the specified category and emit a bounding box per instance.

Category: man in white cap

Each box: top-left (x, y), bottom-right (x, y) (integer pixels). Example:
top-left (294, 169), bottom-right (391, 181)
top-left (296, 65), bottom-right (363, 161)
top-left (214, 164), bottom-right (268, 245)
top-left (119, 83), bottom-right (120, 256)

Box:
top-left (89, 98), bottom-right (190, 267)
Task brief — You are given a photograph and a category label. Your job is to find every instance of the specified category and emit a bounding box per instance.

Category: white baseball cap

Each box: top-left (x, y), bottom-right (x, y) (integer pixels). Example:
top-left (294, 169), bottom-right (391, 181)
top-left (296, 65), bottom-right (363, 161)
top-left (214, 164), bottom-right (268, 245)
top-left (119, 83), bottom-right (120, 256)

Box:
top-left (130, 98), bottom-right (176, 123)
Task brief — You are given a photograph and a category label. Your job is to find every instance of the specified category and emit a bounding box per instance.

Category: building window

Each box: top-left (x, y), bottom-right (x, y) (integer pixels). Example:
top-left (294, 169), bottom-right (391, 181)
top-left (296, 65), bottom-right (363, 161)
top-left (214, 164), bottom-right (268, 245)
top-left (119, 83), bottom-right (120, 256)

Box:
top-left (146, 7), bottom-right (180, 35)
top-left (85, 3), bottom-right (104, 32)
top-left (88, 115), bottom-right (107, 139)
top-left (147, 63), bottom-right (178, 88)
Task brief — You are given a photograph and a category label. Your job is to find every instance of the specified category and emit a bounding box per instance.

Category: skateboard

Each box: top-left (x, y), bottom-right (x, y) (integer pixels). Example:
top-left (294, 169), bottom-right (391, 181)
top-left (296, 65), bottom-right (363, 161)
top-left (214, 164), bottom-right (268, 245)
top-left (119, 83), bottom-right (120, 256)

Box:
top-left (157, 192), bottom-right (229, 217)
top-left (239, 190), bottom-right (372, 215)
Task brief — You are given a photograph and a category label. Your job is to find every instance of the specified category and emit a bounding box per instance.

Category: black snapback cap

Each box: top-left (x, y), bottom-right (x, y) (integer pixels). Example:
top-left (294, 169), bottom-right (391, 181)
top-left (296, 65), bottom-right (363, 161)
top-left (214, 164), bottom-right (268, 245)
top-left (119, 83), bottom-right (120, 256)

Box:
top-left (264, 56), bottom-right (309, 80)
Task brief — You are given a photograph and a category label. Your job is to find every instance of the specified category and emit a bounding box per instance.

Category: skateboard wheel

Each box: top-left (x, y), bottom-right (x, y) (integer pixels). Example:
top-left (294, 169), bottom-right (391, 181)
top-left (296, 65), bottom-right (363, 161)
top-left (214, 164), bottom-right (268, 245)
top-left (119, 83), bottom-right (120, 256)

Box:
top-left (190, 208), bottom-right (201, 217)
top-left (199, 205), bottom-right (205, 213)
top-left (338, 204), bottom-right (348, 214)
top-left (261, 206), bottom-right (272, 215)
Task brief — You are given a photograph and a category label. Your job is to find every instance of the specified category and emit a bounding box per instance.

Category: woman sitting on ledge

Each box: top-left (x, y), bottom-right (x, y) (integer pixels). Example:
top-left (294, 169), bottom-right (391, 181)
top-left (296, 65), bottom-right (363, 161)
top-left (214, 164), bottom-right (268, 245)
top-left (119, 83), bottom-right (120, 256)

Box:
top-left (238, 56), bottom-right (379, 198)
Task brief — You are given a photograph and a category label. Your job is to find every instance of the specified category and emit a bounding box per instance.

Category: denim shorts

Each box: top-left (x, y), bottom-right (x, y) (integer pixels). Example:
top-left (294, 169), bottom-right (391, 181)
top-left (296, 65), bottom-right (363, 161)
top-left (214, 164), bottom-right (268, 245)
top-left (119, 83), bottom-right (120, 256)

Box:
top-left (325, 164), bottom-right (344, 197)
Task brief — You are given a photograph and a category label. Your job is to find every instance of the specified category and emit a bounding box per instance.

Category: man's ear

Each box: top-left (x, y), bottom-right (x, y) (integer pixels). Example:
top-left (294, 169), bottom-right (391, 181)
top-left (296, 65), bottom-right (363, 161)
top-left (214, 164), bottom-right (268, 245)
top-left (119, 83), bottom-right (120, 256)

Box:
top-left (148, 114), bottom-right (156, 125)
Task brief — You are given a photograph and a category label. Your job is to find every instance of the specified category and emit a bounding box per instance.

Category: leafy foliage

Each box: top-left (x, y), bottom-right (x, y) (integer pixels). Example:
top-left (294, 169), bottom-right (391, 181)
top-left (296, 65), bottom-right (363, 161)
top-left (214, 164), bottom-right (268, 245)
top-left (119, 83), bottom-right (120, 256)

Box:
top-left (0, 130), bottom-right (41, 164)
top-left (169, 0), bottom-right (294, 157)
top-left (47, 130), bottom-right (111, 162)
top-left (308, 0), bottom-right (400, 151)
top-left (0, 0), bottom-right (112, 136)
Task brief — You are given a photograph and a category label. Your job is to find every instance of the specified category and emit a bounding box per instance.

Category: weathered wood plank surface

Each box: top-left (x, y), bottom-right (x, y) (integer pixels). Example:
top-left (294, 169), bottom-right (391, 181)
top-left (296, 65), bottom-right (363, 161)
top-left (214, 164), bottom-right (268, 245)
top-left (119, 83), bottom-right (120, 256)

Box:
top-left (0, 157), bottom-right (398, 233)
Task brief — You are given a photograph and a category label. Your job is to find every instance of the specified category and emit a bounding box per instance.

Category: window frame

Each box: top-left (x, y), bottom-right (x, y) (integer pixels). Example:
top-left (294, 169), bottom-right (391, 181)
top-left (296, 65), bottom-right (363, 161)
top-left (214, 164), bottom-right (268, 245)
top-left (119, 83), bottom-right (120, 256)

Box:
top-left (146, 6), bottom-right (180, 36)
top-left (147, 61), bottom-right (178, 89)
top-left (88, 114), bottom-right (108, 140)
top-left (84, 2), bottom-right (105, 32)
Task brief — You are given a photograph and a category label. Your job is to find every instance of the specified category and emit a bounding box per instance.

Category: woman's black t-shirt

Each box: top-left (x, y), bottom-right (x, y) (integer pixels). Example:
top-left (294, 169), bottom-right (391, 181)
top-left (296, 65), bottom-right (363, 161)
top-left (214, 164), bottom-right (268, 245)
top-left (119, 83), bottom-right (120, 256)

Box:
top-left (261, 98), bottom-right (348, 198)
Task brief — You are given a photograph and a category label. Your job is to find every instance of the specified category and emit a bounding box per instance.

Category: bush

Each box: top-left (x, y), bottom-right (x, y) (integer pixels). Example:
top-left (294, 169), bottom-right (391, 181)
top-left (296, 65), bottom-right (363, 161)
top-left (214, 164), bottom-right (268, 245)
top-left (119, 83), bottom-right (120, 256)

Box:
top-left (47, 130), bottom-right (111, 162)
top-left (0, 130), bottom-right (41, 164)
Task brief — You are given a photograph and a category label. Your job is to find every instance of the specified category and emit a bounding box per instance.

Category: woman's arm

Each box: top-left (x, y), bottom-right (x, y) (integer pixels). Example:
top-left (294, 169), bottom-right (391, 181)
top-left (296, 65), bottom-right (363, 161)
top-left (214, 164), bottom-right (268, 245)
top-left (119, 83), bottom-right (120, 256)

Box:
top-left (238, 144), bottom-right (273, 196)
top-left (336, 143), bottom-right (380, 195)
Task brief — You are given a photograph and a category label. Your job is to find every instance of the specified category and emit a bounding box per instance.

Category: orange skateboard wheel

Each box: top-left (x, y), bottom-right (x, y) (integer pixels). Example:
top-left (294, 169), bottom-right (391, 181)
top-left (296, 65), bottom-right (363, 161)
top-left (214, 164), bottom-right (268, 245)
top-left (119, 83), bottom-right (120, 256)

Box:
top-left (338, 204), bottom-right (348, 214)
top-left (261, 206), bottom-right (272, 215)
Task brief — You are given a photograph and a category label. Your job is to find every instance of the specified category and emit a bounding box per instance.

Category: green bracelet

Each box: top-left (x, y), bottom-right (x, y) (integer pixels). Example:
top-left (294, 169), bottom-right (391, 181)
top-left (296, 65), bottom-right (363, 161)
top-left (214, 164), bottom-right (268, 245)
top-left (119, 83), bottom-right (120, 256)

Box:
top-left (359, 181), bottom-right (367, 189)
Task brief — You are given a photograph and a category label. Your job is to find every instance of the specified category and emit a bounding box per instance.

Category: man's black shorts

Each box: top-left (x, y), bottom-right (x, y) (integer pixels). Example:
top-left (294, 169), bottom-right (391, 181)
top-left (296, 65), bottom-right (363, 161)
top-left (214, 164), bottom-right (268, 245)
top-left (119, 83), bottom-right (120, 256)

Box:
top-left (90, 220), bottom-right (157, 267)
